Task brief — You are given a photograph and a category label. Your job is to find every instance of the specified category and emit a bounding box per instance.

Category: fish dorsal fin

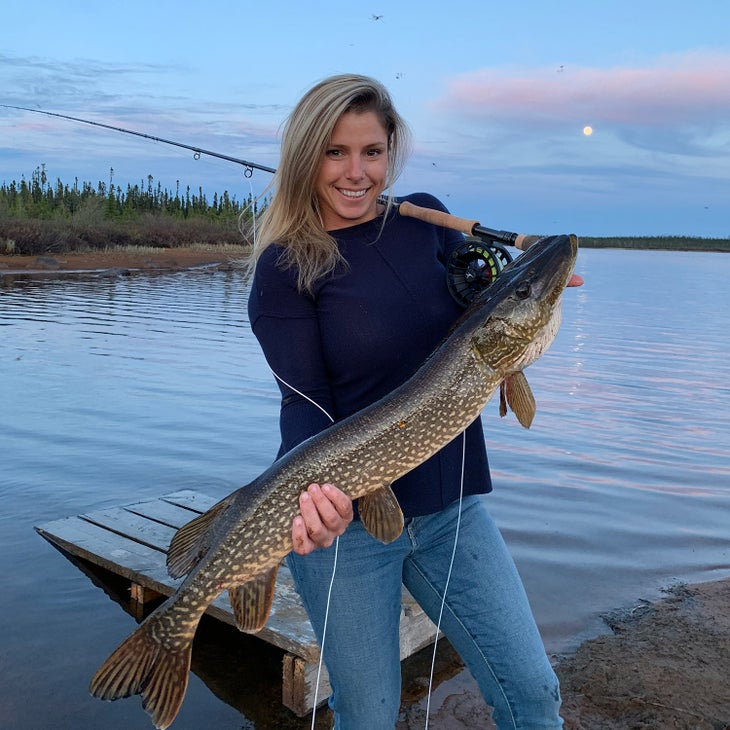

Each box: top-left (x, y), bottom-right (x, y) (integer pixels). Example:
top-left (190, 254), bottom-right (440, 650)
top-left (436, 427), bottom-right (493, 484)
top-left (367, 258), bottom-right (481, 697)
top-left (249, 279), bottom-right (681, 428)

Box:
top-left (502, 371), bottom-right (536, 429)
top-left (358, 485), bottom-right (404, 544)
top-left (229, 564), bottom-right (279, 633)
top-left (166, 495), bottom-right (235, 579)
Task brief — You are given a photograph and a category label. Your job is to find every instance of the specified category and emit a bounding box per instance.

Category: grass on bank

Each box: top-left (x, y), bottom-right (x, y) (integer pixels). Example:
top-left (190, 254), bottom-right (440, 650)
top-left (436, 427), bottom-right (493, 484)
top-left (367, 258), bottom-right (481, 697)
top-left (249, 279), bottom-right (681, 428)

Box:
top-left (0, 211), bottom-right (253, 257)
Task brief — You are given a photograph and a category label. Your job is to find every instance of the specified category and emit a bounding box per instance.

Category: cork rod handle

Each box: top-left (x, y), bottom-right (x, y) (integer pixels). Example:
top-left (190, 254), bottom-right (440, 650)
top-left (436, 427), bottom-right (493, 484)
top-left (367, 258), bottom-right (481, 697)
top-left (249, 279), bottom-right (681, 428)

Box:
top-left (393, 199), bottom-right (539, 250)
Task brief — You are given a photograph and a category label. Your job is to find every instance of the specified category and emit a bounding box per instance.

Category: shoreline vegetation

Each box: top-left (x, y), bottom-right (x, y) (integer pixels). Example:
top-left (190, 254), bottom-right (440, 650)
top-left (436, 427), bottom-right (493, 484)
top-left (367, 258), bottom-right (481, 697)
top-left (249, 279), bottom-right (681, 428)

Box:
top-left (0, 166), bottom-right (258, 259)
top-left (2, 167), bottom-right (729, 258)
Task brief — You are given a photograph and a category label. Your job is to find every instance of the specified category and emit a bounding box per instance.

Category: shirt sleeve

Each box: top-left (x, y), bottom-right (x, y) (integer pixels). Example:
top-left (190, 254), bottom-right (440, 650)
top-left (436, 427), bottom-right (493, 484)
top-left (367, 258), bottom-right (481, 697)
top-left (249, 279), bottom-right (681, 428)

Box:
top-left (247, 247), bottom-right (334, 455)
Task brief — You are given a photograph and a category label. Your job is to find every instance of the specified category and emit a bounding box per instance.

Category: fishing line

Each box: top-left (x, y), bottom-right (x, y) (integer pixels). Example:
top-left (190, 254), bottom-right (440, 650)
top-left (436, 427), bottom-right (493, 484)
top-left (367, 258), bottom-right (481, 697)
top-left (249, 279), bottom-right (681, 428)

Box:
top-left (423, 430), bottom-right (466, 730)
top-left (311, 534), bottom-right (339, 730)
top-left (245, 175), bottom-right (257, 246)
top-left (271, 371), bottom-right (334, 426)
top-left (269, 370), bottom-right (467, 730)
top-left (268, 369), bottom-right (337, 728)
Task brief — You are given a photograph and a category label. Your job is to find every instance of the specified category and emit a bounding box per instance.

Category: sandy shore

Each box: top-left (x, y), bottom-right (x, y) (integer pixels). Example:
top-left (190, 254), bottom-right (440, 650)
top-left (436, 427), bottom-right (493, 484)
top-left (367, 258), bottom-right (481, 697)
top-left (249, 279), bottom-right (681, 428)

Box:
top-left (5, 248), bottom-right (729, 728)
top-left (555, 579), bottom-right (730, 729)
top-left (0, 246), bottom-right (249, 275)
top-left (396, 579), bottom-right (730, 730)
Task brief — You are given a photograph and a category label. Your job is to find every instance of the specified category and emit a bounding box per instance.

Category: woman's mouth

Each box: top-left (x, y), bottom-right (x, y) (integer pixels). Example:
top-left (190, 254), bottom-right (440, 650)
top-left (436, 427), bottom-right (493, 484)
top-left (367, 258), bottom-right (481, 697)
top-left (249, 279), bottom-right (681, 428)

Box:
top-left (338, 187), bottom-right (369, 199)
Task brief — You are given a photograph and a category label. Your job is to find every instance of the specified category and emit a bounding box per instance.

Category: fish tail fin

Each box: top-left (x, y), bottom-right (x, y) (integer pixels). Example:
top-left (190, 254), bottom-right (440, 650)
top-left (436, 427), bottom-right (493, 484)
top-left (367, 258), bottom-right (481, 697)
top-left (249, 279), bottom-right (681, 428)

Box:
top-left (90, 618), bottom-right (191, 730)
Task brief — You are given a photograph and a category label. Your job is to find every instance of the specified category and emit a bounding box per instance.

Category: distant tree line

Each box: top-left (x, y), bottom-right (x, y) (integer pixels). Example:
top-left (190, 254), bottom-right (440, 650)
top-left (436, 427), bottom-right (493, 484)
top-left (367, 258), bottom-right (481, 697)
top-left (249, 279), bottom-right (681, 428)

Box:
top-left (0, 165), bottom-right (266, 255)
top-left (0, 164), bottom-right (259, 222)
top-left (1, 166), bottom-right (727, 256)
top-left (579, 236), bottom-right (729, 253)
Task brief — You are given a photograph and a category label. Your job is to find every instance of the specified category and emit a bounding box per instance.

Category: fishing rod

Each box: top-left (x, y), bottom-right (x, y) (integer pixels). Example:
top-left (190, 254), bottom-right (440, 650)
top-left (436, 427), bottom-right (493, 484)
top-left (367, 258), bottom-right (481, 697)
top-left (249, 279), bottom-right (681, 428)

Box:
top-left (3, 104), bottom-right (536, 243)
top-left (1, 104), bottom-right (276, 176)
top-left (4, 103), bottom-right (542, 304)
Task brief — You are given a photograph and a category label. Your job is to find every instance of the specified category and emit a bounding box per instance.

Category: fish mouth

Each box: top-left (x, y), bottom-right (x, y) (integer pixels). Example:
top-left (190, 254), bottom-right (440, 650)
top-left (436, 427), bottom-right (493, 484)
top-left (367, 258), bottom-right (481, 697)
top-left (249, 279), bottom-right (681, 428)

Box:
top-left (503, 233), bottom-right (577, 300)
top-left (519, 233), bottom-right (576, 272)
top-left (542, 234), bottom-right (578, 300)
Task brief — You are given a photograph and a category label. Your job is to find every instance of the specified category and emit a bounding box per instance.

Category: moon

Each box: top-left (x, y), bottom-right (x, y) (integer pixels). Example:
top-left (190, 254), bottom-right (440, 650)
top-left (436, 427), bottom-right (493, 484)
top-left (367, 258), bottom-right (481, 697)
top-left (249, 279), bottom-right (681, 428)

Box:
top-left (583, 126), bottom-right (593, 136)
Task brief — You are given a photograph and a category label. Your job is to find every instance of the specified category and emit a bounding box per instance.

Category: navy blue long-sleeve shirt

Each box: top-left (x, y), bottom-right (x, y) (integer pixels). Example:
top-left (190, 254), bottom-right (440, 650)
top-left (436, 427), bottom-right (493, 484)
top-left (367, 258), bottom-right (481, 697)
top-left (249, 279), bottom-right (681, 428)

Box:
top-left (247, 192), bottom-right (492, 517)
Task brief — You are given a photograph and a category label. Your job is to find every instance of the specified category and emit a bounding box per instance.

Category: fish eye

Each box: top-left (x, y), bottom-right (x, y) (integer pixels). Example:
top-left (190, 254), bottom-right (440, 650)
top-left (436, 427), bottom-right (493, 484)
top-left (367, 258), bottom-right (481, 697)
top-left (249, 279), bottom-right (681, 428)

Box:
top-left (515, 282), bottom-right (532, 299)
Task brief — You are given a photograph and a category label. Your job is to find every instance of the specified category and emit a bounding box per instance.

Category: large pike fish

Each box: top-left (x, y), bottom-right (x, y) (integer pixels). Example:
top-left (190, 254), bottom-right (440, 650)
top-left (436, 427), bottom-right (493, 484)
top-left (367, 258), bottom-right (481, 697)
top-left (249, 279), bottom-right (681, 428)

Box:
top-left (90, 233), bottom-right (578, 728)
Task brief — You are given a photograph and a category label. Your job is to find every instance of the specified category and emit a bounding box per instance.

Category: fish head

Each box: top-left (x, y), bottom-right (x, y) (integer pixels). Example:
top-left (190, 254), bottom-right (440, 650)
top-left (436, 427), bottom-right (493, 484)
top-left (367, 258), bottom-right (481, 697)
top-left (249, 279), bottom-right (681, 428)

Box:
top-left (467, 234), bottom-right (578, 374)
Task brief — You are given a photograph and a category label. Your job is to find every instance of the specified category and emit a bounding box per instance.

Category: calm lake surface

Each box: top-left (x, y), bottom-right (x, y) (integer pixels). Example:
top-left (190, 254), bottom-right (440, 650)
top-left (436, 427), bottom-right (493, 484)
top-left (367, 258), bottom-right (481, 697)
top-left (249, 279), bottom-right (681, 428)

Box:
top-left (2, 248), bottom-right (729, 729)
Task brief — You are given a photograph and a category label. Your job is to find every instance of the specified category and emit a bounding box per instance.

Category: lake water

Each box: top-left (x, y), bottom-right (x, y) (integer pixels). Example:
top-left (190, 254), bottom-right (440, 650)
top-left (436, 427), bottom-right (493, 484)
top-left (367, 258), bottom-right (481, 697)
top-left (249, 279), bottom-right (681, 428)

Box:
top-left (1, 248), bottom-right (729, 729)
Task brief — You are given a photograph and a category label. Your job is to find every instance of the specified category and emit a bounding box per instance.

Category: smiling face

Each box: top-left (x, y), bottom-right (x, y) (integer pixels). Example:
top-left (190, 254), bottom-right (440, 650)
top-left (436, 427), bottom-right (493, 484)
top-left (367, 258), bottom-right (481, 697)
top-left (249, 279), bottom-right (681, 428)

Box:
top-left (315, 110), bottom-right (389, 231)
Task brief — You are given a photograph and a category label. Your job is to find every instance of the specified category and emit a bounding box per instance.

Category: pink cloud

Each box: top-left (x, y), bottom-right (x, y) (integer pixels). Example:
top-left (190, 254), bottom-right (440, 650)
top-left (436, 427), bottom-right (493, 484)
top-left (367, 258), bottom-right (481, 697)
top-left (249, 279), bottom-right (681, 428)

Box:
top-left (433, 52), bottom-right (730, 129)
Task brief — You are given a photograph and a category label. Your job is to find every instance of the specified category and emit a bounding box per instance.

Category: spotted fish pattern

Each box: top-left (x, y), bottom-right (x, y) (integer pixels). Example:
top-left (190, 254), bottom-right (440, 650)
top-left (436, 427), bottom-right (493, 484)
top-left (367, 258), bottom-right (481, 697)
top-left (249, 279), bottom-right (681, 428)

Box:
top-left (90, 233), bottom-right (578, 728)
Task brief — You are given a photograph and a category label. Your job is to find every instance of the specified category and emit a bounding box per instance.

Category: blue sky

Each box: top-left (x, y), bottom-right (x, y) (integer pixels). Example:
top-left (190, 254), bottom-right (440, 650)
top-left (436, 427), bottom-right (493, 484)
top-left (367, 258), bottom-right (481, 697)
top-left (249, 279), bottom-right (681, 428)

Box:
top-left (2, 0), bottom-right (729, 237)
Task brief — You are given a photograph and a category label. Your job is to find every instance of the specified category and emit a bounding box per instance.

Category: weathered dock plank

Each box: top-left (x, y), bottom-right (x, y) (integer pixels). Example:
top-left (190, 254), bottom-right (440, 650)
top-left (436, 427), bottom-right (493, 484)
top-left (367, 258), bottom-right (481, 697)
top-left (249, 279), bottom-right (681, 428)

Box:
top-left (35, 489), bottom-right (439, 716)
top-left (81, 506), bottom-right (179, 552)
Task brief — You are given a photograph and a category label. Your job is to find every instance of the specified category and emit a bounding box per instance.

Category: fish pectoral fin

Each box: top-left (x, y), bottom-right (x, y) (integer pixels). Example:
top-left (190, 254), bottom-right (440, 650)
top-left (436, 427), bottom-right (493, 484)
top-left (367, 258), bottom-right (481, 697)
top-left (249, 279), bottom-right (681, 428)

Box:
top-left (166, 495), bottom-right (236, 579)
top-left (503, 371), bottom-right (536, 429)
top-left (229, 564), bottom-right (279, 633)
top-left (358, 486), bottom-right (404, 544)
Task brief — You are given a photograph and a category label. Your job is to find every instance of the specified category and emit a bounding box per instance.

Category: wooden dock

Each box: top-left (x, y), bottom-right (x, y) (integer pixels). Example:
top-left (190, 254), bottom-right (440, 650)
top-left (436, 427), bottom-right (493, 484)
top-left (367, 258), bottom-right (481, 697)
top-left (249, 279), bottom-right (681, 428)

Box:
top-left (35, 489), bottom-right (439, 716)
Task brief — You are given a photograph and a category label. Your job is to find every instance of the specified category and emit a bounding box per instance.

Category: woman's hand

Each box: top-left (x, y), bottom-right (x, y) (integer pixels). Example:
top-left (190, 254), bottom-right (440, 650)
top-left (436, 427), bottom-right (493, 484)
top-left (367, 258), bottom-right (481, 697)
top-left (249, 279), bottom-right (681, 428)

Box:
top-left (291, 483), bottom-right (354, 555)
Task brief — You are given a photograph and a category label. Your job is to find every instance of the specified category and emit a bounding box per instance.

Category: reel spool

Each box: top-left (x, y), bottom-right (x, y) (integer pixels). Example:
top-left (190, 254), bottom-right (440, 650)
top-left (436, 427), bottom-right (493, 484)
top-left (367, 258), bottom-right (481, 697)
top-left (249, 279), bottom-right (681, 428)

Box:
top-left (446, 236), bottom-right (513, 307)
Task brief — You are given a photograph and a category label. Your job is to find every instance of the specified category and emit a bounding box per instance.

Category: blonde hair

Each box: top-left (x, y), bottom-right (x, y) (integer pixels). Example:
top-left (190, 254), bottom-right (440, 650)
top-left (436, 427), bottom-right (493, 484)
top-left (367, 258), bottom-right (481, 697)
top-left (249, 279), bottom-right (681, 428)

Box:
top-left (249, 74), bottom-right (411, 293)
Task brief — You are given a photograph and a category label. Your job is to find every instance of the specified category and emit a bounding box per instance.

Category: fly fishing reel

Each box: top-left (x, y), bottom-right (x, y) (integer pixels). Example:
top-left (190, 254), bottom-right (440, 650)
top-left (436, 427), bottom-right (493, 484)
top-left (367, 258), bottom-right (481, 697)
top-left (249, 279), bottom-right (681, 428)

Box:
top-left (446, 236), bottom-right (513, 308)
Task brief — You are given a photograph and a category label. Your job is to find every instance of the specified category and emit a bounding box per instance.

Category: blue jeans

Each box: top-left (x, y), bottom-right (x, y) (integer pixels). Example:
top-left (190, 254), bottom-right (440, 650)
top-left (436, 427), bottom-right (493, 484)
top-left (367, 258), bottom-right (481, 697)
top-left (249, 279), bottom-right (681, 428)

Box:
top-left (287, 494), bottom-right (563, 730)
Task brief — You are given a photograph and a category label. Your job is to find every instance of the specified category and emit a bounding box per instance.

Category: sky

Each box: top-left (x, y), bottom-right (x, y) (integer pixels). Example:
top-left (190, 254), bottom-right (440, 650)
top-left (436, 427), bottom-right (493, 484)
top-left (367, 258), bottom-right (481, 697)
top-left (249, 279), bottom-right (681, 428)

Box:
top-left (1, 0), bottom-right (729, 238)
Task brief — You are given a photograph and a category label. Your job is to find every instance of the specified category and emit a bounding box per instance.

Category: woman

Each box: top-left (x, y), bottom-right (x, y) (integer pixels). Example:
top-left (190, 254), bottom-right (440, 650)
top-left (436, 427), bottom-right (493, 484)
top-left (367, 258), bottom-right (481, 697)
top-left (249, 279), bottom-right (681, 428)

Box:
top-left (248, 73), bottom-right (566, 729)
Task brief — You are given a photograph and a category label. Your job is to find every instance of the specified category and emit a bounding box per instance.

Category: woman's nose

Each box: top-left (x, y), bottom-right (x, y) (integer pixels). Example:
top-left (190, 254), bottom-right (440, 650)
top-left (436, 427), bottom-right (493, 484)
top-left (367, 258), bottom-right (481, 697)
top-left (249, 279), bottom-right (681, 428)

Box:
top-left (346, 156), bottom-right (364, 180)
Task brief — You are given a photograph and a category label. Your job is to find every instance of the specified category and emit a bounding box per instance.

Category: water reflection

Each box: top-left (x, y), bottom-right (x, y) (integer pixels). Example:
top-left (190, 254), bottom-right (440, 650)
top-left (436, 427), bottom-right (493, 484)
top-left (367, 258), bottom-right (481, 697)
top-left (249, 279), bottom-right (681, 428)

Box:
top-left (2, 250), bottom-right (729, 729)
